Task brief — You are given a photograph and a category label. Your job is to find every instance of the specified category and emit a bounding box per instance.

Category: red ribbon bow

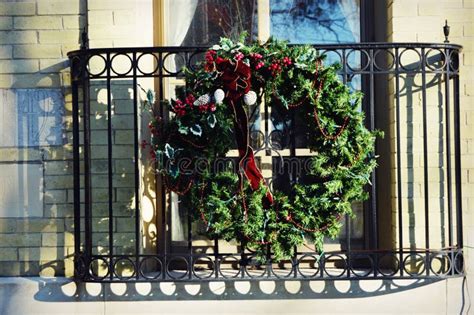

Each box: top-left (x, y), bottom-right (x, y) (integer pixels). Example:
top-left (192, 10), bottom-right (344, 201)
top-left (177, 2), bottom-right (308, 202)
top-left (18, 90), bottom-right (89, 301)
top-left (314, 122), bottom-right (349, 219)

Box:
top-left (215, 58), bottom-right (273, 205)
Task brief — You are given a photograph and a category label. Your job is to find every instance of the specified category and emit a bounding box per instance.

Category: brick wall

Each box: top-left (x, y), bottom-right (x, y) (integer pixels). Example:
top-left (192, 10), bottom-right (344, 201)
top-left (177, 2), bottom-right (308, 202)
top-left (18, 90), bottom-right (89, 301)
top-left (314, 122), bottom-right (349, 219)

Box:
top-left (387, 0), bottom-right (473, 278)
top-left (87, 0), bottom-right (153, 48)
top-left (0, 0), bottom-right (154, 277)
top-left (0, 0), bottom-right (84, 276)
top-left (85, 0), bottom-right (155, 277)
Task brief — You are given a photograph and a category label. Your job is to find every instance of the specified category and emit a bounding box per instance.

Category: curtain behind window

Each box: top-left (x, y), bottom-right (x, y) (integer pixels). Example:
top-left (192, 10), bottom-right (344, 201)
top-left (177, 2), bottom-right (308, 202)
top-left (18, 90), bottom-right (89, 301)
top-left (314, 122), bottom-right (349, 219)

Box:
top-left (165, 0), bottom-right (199, 46)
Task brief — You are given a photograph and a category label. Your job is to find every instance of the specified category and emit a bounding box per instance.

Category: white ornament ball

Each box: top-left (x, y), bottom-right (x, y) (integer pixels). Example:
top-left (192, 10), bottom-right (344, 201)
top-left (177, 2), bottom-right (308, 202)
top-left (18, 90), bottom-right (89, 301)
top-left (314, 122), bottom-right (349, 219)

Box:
top-left (213, 89), bottom-right (225, 104)
top-left (243, 90), bottom-right (257, 106)
top-left (193, 93), bottom-right (210, 106)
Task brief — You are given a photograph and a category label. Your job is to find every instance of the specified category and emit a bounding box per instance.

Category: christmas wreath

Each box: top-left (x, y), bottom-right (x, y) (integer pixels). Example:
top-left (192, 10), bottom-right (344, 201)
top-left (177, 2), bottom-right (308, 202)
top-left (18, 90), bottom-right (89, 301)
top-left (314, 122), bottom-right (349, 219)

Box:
top-left (142, 36), bottom-right (380, 262)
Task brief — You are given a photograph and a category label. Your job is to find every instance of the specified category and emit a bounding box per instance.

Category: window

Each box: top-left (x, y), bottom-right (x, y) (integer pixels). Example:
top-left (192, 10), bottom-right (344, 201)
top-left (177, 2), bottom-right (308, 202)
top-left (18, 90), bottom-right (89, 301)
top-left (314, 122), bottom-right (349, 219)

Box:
top-left (166, 1), bottom-right (366, 45)
top-left (164, 0), bottom-right (371, 251)
top-left (270, 0), bottom-right (361, 43)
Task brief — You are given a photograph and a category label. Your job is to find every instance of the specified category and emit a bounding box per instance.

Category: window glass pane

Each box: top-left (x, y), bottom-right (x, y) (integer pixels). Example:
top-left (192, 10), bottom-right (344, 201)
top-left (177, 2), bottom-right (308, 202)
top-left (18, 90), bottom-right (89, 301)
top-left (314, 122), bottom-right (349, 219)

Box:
top-left (166, 0), bottom-right (258, 46)
top-left (270, 0), bottom-right (364, 247)
top-left (270, 0), bottom-right (360, 44)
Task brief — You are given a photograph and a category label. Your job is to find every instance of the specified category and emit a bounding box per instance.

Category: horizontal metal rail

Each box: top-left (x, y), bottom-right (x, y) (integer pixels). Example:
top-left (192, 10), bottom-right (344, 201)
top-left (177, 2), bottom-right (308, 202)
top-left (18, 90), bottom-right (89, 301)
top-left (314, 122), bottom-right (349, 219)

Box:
top-left (69, 42), bottom-right (464, 282)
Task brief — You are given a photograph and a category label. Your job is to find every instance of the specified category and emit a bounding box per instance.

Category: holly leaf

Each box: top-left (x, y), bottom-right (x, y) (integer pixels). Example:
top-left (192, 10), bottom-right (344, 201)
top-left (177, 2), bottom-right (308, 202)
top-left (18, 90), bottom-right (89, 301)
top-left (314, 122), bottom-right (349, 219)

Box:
top-left (207, 114), bottom-right (217, 128)
top-left (177, 120), bottom-right (188, 135)
top-left (165, 143), bottom-right (175, 159)
top-left (169, 163), bottom-right (179, 178)
top-left (178, 126), bottom-right (188, 135)
top-left (190, 124), bottom-right (202, 137)
top-left (220, 38), bottom-right (233, 51)
top-left (280, 97), bottom-right (289, 109)
top-left (294, 62), bottom-right (308, 69)
top-left (146, 89), bottom-right (155, 104)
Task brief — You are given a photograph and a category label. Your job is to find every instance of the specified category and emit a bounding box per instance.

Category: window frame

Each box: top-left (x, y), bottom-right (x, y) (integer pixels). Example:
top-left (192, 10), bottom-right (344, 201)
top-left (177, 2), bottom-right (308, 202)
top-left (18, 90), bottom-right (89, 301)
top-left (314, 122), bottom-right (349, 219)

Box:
top-left (157, 0), bottom-right (377, 253)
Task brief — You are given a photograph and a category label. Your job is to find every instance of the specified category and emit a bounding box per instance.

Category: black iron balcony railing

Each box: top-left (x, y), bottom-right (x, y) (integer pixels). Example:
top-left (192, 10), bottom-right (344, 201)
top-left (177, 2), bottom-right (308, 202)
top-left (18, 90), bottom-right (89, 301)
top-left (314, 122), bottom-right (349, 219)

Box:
top-left (68, 41), bottom-right (464, 282)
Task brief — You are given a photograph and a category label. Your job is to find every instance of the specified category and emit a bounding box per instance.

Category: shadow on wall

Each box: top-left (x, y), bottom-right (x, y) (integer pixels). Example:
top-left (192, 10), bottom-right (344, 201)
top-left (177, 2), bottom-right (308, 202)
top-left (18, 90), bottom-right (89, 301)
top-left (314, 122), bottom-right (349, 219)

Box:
top-left (30, 277), bottom-right (446, 302)
top-left (0, 0), bottom-right (85, 279)
top-left (0, 60), bottom-right (75, 278)
top-left (82, 79), bottom-right (155, 261)
top-left (398, 59), bottom-right (448, 251)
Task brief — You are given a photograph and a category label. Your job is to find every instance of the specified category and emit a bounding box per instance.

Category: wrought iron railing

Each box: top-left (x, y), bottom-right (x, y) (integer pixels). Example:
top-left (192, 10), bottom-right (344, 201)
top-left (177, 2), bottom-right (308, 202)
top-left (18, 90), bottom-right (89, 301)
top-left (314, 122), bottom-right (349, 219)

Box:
top-left (68, 42), bottom-right (464, 282)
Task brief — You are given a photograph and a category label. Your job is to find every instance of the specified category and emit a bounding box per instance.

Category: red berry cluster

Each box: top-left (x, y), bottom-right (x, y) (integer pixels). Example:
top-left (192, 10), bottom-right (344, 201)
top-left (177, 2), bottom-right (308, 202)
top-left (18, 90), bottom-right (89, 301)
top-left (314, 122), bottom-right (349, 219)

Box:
top-left (266, 56), bottom-right (293, 76)
top-left (282, 56), bottom-right (292, 66)
top-left (198, 103), bottom-right (216, 113)
top-left (255, 61), bottom-right (265, 69)
top-left (174, 103), bottom-right (186, 117)
top-left (172, 94), bottom-right (217, 117)
top-left (147, 115), bottom-right (162, 136)
top-left (204, 50), bottom-right (217, 71)
top-left (234, 52), bottom-right (244, 61)
top-left (250, 52), bottom-right (265, 70)
top-left (268, 62), bottom-right (282, 76)
top-left (173, 94), bottom-right (195, 117)
top-left (205, 50), bottom-right (216, 62)
top-left (250, 52), bottom-right (263, 59)
top-left (144, 118), bottom-right (162, 160)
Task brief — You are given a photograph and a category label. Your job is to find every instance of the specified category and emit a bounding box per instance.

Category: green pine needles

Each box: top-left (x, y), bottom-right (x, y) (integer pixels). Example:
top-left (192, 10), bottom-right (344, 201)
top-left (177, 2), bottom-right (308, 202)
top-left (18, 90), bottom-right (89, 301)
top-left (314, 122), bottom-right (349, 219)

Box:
top-left (143, 36), bottom-right (381, 262)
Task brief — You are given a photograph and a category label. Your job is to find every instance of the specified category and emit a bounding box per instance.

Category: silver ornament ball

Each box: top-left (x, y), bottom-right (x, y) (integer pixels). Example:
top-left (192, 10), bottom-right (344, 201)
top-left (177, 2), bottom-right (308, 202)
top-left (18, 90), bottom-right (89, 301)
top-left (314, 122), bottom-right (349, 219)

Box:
top-left (243, 90), bottom-right (257, 106)
top-left (213, 89), bottom-right (225, 104)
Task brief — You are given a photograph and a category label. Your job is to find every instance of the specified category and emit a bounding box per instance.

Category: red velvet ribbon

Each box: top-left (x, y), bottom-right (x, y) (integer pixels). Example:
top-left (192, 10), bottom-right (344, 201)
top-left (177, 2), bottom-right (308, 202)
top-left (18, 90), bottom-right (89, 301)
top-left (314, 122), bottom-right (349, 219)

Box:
top-left (215, 57), bottom-right (273, 205)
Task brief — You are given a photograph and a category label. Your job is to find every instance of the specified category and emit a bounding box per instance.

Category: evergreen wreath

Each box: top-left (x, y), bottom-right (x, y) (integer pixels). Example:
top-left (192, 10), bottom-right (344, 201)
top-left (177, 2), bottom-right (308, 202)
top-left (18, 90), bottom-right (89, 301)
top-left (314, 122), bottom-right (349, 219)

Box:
top-left (142, 36), bottom-right (381, 262)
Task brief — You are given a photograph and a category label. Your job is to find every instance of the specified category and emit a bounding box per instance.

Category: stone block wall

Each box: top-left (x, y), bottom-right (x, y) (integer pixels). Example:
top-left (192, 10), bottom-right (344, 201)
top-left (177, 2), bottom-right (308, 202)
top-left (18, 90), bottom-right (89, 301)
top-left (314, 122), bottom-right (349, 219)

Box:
top-left (387, 0), bottom-right (473, 277)
top-left (0, 0), bottom-right (85, 276)
top-left (84, 0), bottom-right (155, 274)
top-left (0, 0), bottom-right (153, 277)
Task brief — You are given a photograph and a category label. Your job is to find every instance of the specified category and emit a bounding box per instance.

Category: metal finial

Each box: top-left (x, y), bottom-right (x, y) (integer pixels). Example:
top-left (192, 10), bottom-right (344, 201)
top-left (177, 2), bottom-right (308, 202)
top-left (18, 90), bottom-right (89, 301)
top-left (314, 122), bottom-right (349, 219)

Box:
top-left (443, 20), bottom-right (450, 43)
top-left (80, 27), bottom-right (89, 50)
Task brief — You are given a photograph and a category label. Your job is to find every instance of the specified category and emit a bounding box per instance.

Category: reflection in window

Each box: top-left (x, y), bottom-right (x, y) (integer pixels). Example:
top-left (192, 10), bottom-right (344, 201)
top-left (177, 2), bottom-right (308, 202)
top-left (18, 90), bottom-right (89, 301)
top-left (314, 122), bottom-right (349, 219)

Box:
top-left (166, 0), bottom-right (258, 245)
top-left (270, 0), bottom-right (364, 248)
top-left (166, 0), bottom-right (258, 47)
top-left (270, 0), bottom-right (360, 44)
top-left (270, 0), bottom-right (362, 89)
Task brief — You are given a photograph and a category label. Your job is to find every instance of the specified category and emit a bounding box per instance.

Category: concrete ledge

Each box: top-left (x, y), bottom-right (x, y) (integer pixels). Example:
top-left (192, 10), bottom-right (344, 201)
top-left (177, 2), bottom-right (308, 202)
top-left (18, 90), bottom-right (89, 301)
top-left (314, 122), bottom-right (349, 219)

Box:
top-left (0, 276), bottom-right (468, 314)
